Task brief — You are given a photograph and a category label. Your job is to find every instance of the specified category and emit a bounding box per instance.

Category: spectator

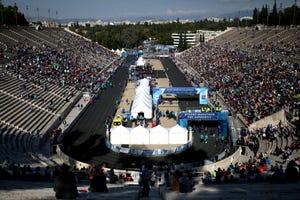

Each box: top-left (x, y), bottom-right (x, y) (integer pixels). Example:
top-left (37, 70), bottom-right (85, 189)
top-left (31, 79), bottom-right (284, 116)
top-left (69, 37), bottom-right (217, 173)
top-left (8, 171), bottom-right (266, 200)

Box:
top-left (150, 171), bottom-right (156, 188)
top-left (53, 163), bottom-right (78, 199)
top-left (179, 170), bottom-right (194, 193)
top-left (141, 174), bottom-right (150, 197)
top-left (88, 165), bottom-right (108, 192)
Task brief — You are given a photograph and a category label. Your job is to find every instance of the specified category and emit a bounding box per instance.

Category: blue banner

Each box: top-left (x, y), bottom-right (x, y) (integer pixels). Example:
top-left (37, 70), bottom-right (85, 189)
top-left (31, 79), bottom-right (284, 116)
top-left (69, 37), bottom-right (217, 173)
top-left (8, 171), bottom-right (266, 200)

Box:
top-left (199, 88), bottom-right (208, 105)
top-left (152, 87), bottom-right (203, 105)
top-left (152, 88), bottom-right (165, 104)
top-left (180, 112), bottom-right (219, 120)
top-left (156, 87), bottom-right (201, 94)
top-left (178, 111), bottom-right (228, 135)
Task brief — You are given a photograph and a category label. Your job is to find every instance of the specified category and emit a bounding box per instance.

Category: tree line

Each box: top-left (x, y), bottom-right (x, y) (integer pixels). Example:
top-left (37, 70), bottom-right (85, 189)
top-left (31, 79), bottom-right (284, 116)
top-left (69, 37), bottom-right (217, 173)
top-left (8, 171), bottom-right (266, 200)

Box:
top-left (70, 19), bottom-right (236, 50)
top-left (253, 1), bottom-right (300, 26)
top-left (0, 1), bottom-right (28, 26)
top-left (71, 2), bottom-right (299, 50)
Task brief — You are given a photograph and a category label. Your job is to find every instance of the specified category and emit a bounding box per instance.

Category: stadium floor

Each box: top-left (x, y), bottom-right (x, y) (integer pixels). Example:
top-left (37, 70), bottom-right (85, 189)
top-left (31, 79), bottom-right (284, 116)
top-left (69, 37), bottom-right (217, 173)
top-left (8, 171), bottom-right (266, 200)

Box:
top-left (62, 56), bottom-right (223, 169)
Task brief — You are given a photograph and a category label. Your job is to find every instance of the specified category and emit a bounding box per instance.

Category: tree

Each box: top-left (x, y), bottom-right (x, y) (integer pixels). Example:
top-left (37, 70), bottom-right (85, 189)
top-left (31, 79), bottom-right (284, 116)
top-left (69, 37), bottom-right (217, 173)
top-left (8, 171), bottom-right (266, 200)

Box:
top-left (258, 5), bottom-right (268, 25)
top-left (0, 2), bottom-right (28, 25)
top-left (252, 1), bottom-right (300, 26)
top-left (178, 32), bottom-right (184, 52)
top-left (253, 8), bottom-right (259, 25)
top-left (183, 32), bottom-right (188, 50)
top-left (269, 0), bottom-right (278, 26)
top-left (157, 35), bottom-right (173, 45)
top-left (282, 4), bottom-right (300, 25)
top-left (0, 0), bottom-right (4, 25)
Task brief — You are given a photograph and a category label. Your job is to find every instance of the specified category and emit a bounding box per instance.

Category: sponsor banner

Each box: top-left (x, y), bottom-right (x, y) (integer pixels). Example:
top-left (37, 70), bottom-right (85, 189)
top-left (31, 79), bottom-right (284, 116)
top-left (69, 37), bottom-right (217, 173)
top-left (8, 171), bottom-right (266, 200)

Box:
top-left (180, 112), bottom-right (219, 120)
top-left (152, 87), bottom-right (206, 105)
top-left (163, 87), bottom-right (201, 94)
top-left (199, 87), bottom-right (208, 105)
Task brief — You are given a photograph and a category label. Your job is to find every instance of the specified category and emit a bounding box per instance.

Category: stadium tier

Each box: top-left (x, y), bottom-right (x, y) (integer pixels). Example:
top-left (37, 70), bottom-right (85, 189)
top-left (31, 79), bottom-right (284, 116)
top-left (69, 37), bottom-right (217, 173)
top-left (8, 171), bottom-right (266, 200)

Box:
top-left (0, 26), bottom-right (299, 200)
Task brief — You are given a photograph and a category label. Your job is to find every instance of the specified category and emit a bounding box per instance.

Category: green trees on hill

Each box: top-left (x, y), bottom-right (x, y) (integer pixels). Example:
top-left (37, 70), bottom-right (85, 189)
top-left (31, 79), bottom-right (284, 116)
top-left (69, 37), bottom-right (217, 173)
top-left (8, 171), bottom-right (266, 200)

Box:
top-left (70, 2), bottom-right (299, 50)
top-left (70, 20), bottom-right (232, 50)
top-left (253, 1), bottom-right (300, 26)
top-left (0, 1), bottom-right (28, 26)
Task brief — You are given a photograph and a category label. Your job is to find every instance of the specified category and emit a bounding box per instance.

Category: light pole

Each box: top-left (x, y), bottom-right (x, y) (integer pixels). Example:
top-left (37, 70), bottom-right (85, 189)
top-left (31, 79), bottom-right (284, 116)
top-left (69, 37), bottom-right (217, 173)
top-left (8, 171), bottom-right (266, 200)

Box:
top-left (26, 5), bottom-right (29, 22)
top-left (1, 5), bottom-right (3, 25)
top-left (293, 0), bottom-right (297, 25)
top-left (36, 7), bottom-right (39, 22)
top-left (266, 5), bottom-right (269, 26)
top-left (279, 3), bottom-right (282, 26)
top-left (14, 2), bottom-right (17, 25)
top-left (256, 9), bottom-right (259, 25)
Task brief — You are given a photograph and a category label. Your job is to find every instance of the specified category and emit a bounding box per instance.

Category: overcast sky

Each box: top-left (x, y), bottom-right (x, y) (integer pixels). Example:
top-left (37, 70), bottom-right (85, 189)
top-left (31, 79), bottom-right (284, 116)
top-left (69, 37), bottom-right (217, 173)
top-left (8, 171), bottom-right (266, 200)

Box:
top-left (3, 0), bottom-right (297, 21)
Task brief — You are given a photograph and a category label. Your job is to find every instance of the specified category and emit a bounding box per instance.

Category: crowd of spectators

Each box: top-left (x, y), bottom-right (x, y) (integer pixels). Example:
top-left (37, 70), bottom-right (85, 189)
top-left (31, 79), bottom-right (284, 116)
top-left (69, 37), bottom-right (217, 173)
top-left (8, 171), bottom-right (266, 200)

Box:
top-left (0, 157), bottom-right (61, 181)
top-left (223, 122), bottom-right (299, 184)
top-left (177, 28), bottom-right (299, 125)
top-left (201, 154), bottom-right (300, 184)
top-left (199, 123), bottom-right (299, 184)
top-left (0, 159), bottom-right (122, 186)
top-left (2, 27), bottom-right (120, 96)
top-left (237, 123), bottom-right (299, 155)
top-left (0, 27), bottom-right (123, 187)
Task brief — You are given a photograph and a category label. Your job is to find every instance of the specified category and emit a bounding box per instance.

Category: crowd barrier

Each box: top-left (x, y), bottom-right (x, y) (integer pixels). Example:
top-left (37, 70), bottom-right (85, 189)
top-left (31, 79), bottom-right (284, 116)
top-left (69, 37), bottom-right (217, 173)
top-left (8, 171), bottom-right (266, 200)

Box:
top-left (106, 139), bottom-right (193, 156)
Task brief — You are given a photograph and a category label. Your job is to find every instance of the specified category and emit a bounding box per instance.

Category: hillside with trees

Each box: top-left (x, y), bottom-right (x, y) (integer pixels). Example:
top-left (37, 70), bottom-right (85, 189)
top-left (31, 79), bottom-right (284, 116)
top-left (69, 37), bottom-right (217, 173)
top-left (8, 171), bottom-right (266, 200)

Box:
top-left (0, 1), bottom-right (28, 26)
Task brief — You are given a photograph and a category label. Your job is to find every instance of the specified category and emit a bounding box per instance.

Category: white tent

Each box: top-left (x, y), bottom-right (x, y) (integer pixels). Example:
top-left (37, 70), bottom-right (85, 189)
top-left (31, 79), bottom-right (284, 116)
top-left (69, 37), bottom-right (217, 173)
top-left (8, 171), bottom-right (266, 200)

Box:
top-left (110, 125), bottom-right (130, 144)
top-left (130, 125), bottom-right (150, 144)
top-left (133, 92), bottom-right (152, 106)
top-left (115, 49), bottom-right (121, 55)
top-left (131, 78), bottom-right (153, 119)
top-left (135, 88), bottom-right (151, 98)
top-left (138, 78), bottom-right (149, 86)
top-left (131, 92), bottom-right (152, 118)
top-left (168, 124), bottom-right (188, 144)
top-left (131, 104), bottom-right (152, 119)
top-left (149, 125), bottom-right (169, 144)
top-left (136, 56), bottom-right (145, 66)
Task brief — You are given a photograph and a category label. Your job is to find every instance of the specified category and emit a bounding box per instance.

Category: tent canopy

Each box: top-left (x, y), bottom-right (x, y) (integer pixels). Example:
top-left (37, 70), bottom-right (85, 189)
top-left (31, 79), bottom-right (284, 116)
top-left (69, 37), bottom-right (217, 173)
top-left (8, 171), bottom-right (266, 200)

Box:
top-left (136, 56), bottom-right (145, 66)
top-left (150, 125), bottom-right (168, 134)
top-left (169, 124), bottom-right (187, 134)
top-left (131, 78), bottom-right (152, 119)
top-left (110, 125), bottom-right (130, 144)
top-left (168, 124), bottom-right (187, 144)
top-left (130, 125), bottom-right (149, 144)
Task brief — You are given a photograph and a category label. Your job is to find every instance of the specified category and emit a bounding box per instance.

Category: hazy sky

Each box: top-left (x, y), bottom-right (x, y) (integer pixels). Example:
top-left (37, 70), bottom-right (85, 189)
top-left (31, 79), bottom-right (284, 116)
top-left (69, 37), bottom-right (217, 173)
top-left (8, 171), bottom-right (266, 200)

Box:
top-left (2, 0), bottom-right (297, 21)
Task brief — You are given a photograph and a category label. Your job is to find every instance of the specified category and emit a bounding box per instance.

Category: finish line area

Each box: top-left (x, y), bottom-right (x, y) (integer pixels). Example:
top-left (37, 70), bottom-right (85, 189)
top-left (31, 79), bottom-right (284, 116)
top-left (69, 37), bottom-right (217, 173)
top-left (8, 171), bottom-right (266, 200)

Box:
top-left (105, 57), bottom-right (228, 156)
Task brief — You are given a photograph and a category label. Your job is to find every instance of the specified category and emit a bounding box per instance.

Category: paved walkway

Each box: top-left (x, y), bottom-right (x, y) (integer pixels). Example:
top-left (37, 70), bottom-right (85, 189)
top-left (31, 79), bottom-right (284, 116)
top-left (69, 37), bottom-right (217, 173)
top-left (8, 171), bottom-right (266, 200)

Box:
top-left (57, 95), bottom-right (90, 142)
top-left (0, 180), bottom-right (142, 200)
top-left (161, 182), bottom-right (300, 200)
top-left (114, 58), bottom-right (178, 129)
top-left (1, 179), bottom-right (299, 200)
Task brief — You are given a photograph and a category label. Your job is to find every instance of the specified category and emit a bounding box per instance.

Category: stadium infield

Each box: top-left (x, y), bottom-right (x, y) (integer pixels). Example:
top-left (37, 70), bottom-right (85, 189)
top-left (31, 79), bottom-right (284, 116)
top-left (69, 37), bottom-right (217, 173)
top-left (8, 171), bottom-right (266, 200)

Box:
top-left (62, 56), bottom-right (223, 169)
